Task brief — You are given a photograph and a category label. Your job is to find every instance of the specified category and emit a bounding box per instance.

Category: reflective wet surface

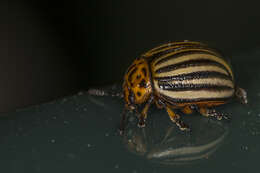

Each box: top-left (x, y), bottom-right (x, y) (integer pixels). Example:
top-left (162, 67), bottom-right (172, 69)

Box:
top-left (0, 49), bottom-right (260, 173)
top-left (123, 112), bottom-right (229, 165)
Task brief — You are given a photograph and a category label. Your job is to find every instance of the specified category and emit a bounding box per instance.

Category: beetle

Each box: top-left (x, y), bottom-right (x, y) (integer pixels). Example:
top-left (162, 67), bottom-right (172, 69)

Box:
top-left (120, 40), bottom-right (247, 133)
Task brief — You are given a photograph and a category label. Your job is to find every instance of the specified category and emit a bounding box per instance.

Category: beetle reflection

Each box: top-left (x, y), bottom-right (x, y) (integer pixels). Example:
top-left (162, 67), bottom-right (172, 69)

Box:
top-left (122, 112), bottom-right (229, 165)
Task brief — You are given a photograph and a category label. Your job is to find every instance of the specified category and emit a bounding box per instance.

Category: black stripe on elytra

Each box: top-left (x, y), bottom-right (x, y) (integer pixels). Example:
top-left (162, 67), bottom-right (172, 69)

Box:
top-left (149, 42), bottom-right (202, 54)
top-left (154, 49), bottom-right (221, 66)
top-left (158, 83), bottom-right (233, 91)
top-left (155, 59), bottom-right (229, 75)
top-left (154, 71), bottom-right (232, 82)
top-left (159, 93), bottom-right (233, 104)
top-left (128, 67), bottom-right (137, 82)
top-left (148, 44), bottom-right (214, 62)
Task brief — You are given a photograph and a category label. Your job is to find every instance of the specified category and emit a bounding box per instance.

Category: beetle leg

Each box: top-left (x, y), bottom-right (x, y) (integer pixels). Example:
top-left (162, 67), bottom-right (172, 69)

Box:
top-left (199, 107), bottom-right (230, 121)
top-left (181, 106), bottom-right (193, 114)
top-left (138, 96), bottom-right (154, 128)
top-left (166, 106), bottom-right (190, 131)
top-left (138, 110), bottom-right (148, 128)
top-left (235, 87), bottom-right (248, 104)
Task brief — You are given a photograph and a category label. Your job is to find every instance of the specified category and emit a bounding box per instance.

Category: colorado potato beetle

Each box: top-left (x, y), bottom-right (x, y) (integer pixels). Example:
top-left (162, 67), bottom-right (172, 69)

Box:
top-left (121, 41), bottom-right (247, 132)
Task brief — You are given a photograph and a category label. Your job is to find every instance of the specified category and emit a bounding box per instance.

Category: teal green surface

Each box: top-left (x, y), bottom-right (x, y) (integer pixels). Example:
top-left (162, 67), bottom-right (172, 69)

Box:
top-left (0, 49), bottom-right (260, 173)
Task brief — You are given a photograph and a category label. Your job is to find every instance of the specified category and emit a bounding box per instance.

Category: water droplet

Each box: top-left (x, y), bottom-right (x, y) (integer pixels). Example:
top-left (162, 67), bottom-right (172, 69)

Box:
top-left (67, 153), bottom-right (76, 159)
top-left (18, 127), bottom-right (23, 131)
top-left (87, 144), bottom-right (91, 147)
top-left (50, 139), bottom-right (56, 143)
top-left (241, 145), bottom-right (248, 150)
top-left (77, 91), bottom-right (83, 96)
top-left (62, 98), bottom-right (67, 103)
top-left (105, 133), bottom-right (109, 137)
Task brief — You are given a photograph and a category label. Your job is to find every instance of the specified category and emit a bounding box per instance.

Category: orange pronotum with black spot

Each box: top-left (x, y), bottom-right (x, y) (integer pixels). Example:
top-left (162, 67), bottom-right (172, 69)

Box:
top-left (123, 58), bottom-right (152, 106)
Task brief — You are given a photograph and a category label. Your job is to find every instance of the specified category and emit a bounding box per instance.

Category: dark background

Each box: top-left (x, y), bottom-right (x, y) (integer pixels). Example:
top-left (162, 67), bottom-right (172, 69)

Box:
top-left (4, 0), bottom-right (260, 112)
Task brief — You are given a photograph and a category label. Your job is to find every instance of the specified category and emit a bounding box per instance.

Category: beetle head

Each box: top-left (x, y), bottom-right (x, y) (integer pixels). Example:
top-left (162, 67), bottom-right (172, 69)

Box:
top-left (123, 58), bottom-right (152, 110)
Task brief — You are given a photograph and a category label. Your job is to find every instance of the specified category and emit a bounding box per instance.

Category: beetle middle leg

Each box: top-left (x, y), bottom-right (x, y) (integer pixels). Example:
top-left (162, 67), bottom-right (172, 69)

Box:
top-left (181, 106), bottom-right (193, 114)
top-left (199, 107), bottom-right (230, 121)
top-left (165, 106), bottom-right (190, 131)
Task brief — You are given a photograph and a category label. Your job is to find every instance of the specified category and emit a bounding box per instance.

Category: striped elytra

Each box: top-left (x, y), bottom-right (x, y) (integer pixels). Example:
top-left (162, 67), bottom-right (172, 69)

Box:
top-left (121, 41), bottom-right (247, 132)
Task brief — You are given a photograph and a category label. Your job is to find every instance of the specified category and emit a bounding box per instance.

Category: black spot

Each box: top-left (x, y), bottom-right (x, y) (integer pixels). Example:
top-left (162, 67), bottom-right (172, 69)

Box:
top-left (136, 74), bottom-right (141, 79)
top-left (139, 79), bottom-right (147, 88)
top-left (128, 68), bottom-right (137, 82)
top-left (126, 64), bottom-right (136, 74)
top-left (137, 92), bottom-right (142, 97)
top-left (142, 68), bottom-right (147, 77)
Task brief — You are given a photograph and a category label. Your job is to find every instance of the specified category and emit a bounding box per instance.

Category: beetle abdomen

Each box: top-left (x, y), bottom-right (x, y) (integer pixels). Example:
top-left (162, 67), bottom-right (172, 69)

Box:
top-left (149, 42), bottom-right (235, 104)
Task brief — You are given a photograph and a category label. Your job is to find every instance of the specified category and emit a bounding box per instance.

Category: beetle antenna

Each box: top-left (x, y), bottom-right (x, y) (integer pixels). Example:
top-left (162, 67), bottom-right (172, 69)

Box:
top-left (88, 84), bottom-right (123, 98)
top-left (88, 88), bottom-right (123, 98)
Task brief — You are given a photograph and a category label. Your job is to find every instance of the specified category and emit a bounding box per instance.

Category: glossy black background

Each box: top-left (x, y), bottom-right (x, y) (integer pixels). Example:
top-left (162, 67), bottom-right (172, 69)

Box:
top-left (4, 0), bottom-right (260, 112)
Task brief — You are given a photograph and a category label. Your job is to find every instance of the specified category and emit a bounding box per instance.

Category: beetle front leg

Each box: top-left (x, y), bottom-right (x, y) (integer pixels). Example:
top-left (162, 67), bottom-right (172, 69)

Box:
top-left (165, 106), bottom-right (190, 131)
top-left (138, 111), bottom-right (148, 128)
top-left (199, 107), bottom-right (230, 121)
top-left (138, 96), bottom-right (153, 128)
